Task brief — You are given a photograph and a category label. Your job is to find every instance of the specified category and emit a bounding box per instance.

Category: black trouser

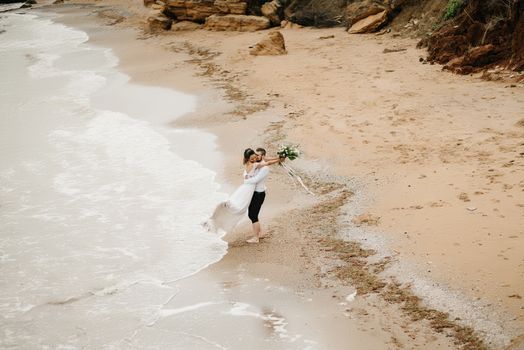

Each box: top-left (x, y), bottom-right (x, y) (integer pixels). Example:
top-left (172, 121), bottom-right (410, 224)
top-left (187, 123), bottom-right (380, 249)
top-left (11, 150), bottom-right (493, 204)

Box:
top-left (248, 191), bottom-right (266, 224)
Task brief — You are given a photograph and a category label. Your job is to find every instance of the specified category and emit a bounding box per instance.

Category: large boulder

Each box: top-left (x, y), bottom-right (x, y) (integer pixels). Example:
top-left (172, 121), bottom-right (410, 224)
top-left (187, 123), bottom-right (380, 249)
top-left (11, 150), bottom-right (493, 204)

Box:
top-left (205, 14), bottom-right (270, 31)
top-left (215, 0), bottom-right (247, 14)
top-left (348, 9), bottom-right (388, 34)
top-left (249, 30), bottom-right (286, 55)
top-left (147, 11), bottom-right (174, 32)
top-left (346, 0), bottom-right (387, 27)
top-left (165, 0), bottom-right (218, 22)
top-left (261, 0), bottom-right (284, 26)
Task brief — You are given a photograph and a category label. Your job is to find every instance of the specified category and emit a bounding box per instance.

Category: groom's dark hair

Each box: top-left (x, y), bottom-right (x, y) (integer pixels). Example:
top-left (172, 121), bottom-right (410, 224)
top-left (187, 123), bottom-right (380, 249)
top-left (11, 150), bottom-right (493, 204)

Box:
top-left (256, 147), bottom-right (266, 156)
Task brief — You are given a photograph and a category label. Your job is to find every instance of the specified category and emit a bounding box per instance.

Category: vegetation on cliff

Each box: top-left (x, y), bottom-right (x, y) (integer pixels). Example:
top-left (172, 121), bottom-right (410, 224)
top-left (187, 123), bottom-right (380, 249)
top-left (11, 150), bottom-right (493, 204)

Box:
top-left (420, 0), bottom-right (524, 74)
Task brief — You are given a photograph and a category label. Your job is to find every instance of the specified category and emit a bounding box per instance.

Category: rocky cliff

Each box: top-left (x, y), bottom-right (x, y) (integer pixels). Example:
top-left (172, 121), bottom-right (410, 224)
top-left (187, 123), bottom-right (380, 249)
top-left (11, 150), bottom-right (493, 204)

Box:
top-left (144, 0), bottom-right (524, 73)
top-left (419, 0), bottom-right (524, 74)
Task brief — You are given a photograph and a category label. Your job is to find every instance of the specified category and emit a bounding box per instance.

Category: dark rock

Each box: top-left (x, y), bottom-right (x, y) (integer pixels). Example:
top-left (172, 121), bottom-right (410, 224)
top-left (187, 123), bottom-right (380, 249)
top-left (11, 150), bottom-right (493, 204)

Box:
top-left (245, 0), bottom-right (266, 15)
top-left (384, 0), bottom-right (405, 10)
top-left (284, 0), bottom-right (348, 27)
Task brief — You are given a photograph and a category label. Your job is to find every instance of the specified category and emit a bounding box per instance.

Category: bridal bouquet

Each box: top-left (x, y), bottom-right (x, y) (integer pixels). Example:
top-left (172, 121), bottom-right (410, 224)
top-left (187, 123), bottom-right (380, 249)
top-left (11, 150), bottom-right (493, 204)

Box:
top-left (276, 144), bottom-right (315, 196)
top-left (277, 144), bottom-right (300, 160)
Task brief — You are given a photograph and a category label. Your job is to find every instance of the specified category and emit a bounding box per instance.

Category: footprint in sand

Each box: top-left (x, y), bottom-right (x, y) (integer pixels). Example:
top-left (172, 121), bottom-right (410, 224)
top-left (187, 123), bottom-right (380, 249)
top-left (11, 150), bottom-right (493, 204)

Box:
top-left (429, 201), bottom-right (449, 208)
top-left (458, 192), bottom-right (470, 202)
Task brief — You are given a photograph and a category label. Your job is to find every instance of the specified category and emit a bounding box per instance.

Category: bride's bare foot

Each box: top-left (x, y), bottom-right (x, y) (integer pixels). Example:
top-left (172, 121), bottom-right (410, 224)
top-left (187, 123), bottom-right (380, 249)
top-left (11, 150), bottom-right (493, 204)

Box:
top-left (246, 237), bottom-right (259, 244)
top-left (259, 233), bottom-right (268, 239)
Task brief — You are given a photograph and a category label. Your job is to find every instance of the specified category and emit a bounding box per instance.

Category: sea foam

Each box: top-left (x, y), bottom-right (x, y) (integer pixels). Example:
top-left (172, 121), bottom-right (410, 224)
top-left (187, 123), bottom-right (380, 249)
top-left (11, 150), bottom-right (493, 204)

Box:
top-left (0, 10), bottom-right (228, 349)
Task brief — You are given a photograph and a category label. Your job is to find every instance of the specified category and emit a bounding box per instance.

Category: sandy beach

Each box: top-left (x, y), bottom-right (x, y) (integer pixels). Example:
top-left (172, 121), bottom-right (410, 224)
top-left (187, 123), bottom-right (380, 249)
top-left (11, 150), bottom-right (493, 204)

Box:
top-left (5, 0), bottom-right (524, 348)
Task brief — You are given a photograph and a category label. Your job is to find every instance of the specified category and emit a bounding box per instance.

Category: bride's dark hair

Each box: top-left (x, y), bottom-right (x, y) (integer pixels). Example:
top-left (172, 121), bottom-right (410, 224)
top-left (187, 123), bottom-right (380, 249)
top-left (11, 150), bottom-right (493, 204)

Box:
top-left (243, 148), bottom-right (255, 164)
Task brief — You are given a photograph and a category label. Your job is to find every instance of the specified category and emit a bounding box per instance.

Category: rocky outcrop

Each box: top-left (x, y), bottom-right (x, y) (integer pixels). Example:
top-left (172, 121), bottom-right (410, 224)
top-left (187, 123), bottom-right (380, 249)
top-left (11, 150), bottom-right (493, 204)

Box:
top-left (279, 0), bottom-right (405, 28)
top-left (215, 0), bottom-right (247, 14)
top-left (346, 0), bottom-right (387, 27)
top-left (205, 14), bottom-right (270, 31)
top-left (420, 0), bottom-right (524, 73)
top-left (147, 11), bottom-right (174, 32)
top-left (165, 0), bottom-right (218, 22)
top-left (348, 9), bottom-right (388, 34)
top-left (164, 0), bottom-right (248, 22)
top-left (249, 30), bottom-right (286, 55)
top-left (284, 0), bottom-right (348, 27)
top-left (261, 0), bottom-right (284, 26)
top-left (148, 0), bottom-right (411, 30)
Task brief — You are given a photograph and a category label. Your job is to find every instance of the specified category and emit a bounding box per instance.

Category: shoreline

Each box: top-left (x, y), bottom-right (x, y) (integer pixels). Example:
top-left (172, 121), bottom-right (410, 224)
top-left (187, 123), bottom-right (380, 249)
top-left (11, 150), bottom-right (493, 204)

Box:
top-left (30, 1), bottom-right (524, 349)
top-left (35, 5), bottom-right (414, 349)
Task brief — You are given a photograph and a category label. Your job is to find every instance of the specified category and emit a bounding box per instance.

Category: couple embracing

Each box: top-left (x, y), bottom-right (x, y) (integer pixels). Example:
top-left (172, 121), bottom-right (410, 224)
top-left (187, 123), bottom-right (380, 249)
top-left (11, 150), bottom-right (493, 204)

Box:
top-left (205, 147), bottom-right (284, 243)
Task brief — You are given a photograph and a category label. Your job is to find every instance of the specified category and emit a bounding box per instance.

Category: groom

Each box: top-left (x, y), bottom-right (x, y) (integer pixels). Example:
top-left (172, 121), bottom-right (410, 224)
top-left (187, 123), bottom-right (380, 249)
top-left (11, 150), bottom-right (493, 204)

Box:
top-left (244, 147), bottom-right (275, 243)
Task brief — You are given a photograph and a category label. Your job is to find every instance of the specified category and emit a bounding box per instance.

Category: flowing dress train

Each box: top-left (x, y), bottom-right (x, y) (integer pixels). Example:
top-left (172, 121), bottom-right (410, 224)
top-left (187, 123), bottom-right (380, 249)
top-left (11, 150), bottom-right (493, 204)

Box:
top-left (204, 165), bottom-right (258, 235)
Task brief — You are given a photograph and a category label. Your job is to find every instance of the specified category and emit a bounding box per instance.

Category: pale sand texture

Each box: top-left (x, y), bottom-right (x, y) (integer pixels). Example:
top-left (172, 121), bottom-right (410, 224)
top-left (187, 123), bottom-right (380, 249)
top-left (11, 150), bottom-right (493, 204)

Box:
top-left (208, 27), bottom-right (524, 317)
top-left (38, 0), bottom-right (524, 348)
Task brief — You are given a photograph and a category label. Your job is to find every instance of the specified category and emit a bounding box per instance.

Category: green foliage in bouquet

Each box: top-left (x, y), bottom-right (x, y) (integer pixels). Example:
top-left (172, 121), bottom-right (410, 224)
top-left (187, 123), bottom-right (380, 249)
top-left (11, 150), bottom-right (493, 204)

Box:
top-left (277, 144), bottom-right (300, 161)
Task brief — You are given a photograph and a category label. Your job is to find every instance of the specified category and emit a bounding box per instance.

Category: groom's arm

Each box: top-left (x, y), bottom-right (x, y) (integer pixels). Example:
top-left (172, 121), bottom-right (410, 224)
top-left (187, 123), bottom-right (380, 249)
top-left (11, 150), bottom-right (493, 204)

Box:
top-left (244, 166), bottom-right (269, 185)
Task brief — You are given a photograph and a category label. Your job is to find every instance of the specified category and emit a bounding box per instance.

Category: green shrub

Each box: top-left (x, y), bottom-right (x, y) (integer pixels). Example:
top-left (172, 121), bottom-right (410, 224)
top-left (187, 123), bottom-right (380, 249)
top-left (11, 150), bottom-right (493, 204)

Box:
top-left (444, 0), bottom-right (466, 20)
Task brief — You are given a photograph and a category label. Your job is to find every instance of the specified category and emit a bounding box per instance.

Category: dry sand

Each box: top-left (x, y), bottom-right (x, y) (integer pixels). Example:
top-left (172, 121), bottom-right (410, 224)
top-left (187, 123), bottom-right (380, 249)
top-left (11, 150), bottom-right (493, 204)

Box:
top-left (35, 0), bottom-right (524, 348)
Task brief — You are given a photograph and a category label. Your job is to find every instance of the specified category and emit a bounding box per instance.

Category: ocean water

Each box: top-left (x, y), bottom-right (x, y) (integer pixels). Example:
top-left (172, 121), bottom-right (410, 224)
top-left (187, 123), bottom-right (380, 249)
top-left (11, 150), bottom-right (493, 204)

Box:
top-left (0, 11), bottom-right (229, 348)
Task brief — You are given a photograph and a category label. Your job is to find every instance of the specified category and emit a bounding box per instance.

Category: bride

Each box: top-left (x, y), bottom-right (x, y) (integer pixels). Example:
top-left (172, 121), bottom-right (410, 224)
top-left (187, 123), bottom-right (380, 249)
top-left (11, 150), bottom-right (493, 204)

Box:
top-left (204, 148), bottom-right (282, 235)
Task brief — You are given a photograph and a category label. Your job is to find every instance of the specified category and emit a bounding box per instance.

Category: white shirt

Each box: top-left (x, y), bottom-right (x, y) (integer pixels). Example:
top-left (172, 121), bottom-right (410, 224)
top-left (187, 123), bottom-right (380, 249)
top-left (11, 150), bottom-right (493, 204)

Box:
top-left (244, 166), bottom-right (269, 192)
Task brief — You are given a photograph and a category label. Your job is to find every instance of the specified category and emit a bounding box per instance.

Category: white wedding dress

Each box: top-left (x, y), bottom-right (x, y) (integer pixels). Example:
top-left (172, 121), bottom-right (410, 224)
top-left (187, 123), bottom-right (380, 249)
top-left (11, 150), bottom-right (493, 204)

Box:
top-left (204, 165), bottom-right (258, 235)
